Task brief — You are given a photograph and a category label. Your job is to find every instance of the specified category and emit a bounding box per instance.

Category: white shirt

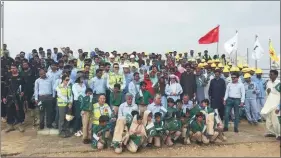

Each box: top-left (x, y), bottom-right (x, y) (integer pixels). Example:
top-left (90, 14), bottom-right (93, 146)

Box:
top-left (266, 79), bottom-right (280, 95)
top-left (147, 102), bottom-right (167, 119)
top-left (224, 82), bottom-right (246, 102)
top-left (118, 102), bottom-right (138, 118)
top-left (72, 83), bottom-right (86, 100)
top-left (128, 81), bottom-right (140, 102)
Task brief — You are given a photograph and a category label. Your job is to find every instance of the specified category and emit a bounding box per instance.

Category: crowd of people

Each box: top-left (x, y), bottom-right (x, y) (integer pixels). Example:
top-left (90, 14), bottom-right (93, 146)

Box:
top-left (1, 44), bottom-right (280, 153)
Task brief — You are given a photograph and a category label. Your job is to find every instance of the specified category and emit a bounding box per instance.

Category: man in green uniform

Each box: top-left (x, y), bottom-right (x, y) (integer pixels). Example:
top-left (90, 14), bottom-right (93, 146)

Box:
top-left (190, 112), bottom-right (209, 144)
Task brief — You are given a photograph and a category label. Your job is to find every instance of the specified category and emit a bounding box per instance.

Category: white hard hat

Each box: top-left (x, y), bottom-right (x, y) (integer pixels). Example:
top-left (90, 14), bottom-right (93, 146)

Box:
top-left (130, 55), bottom-right (135, 58)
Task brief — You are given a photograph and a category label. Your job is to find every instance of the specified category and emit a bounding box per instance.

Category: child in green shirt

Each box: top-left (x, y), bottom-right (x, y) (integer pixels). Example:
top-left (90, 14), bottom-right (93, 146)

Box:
top-left (110, 83), bottom-right (122, 116)
top-left (190, 112), bottom-right (209, 144)
top-left (163, 112), bottom-right (181, 146)
top-left (154, 112), bottom-right (165, 147)
top-left (92, 115), bottom-right (111, 149)
top-left (79, 88), bottom-right (94, 144)
top-left (167, 98), bottom-right (177, 114)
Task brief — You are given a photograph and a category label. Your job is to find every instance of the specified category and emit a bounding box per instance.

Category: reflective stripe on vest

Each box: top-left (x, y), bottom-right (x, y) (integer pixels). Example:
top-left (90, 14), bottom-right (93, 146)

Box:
top-left (57, 85), bottom-right (72, 107)
top-left (108, 72), bottom-right (123, 88)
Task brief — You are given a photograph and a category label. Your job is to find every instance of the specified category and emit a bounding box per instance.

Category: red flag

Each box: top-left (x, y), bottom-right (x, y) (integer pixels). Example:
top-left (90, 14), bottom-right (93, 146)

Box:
top-left (198, 25), bottom-right (220, 44)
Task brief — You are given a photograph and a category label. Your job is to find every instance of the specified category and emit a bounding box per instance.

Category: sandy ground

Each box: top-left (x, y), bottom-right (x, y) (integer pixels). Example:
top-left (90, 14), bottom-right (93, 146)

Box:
top-left (1, 111), bottom-right (280, 157)
top-left (33, 142), bottom-right (280, 157)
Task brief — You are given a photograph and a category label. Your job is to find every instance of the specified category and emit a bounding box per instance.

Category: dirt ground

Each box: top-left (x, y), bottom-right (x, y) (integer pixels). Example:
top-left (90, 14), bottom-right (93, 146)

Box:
top-left (33, 142), bottom-right (280, 157)
top-left (1, 111), bottom-right (280, 157)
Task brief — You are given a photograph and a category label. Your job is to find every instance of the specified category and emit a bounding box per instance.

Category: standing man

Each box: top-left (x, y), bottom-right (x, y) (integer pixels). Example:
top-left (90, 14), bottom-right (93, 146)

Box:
top-left (223, 72), bottom-right (245, 133)
top-left (180, 64), bottom-right (196, 100)
top-left (3, 64), bottom-right (25, 132)
top-left (128, 72), bottom-right (141, 103)
top-left (209, 69), bottom-right (226, 121)
top-left (90, 69), bottom-right (107, 103)
top-left (243, 73), bottom-right (259, 125)
top-left (261, 70), bottom-right (280, 140)
top-left (254, 68), bottom-right (266, 122)
top-left (34, 69), bottom-right (54, 130)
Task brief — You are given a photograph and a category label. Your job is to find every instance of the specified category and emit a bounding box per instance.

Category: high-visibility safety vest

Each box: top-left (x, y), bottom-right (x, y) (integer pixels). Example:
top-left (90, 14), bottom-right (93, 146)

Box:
top-left (108, 72), bottom-right (123, 90)
top-left (77, 59), bottom-right (84, 71)
top-left (92, 103), bottom-right (110, 125)
top-left (57, 84), bottom-right (72, 107)
top-left (89, 64), bottom-right (95, 79)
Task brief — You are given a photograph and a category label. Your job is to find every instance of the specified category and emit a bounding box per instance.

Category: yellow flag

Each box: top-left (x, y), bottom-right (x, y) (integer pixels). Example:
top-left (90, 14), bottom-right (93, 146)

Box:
top-left (269, 39), bottom-right (279, 62)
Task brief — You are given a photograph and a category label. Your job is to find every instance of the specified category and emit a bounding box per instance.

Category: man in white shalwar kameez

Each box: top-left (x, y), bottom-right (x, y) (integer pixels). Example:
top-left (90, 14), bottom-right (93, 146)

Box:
top-left (261, 70), bottom-right (280, 140)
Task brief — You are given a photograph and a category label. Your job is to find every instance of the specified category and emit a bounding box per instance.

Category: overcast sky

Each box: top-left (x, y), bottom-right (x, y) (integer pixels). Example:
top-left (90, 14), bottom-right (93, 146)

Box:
top-left (2, 1), bottom-right (280, 68)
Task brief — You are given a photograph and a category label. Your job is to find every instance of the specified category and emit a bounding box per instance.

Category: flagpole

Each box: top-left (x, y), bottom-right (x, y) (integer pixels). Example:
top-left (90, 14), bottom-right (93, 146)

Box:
top-left (1, 1), bottom-right (4, 50)
top-left (216, 42), bottom-right (219, 56)
top-left (269, 38), bottom-right (272, 70)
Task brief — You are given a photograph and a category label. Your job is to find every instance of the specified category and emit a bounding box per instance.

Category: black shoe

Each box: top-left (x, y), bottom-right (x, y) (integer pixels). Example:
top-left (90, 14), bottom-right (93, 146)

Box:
top-left (83, 139), bottom-right (91, 144)
top-left (223, 127), bottom-right (228, 132)
top-left (264, 133), bottom-right (276, 137)
top-left (234, 128), bottom-right (239, 133)
top-left (146, 143), bottom-right (153, 147)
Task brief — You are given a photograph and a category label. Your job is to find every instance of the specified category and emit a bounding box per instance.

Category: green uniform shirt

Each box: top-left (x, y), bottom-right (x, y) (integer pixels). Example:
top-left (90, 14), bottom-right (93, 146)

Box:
top-left (154, 121), bottom-right (165, 137)
top-left (136, 90), bottom-right (153, 105)
top-left (164, 118), bottom-right (181, 132)
top-left (79, 95), bottom-right (93, 111)
top-left (190, 120), bottom-right (205, 133)
top-left (110, 91), bottom-right (122, 107)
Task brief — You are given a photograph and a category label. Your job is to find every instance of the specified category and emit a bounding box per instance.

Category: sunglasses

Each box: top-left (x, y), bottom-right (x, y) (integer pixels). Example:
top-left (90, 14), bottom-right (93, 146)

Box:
top-left (65, 79), bottom-right (70, 81)
top-left (114, 67), bottom-right (119, 69)
top-left (231, 76), bottom-right (237, 79)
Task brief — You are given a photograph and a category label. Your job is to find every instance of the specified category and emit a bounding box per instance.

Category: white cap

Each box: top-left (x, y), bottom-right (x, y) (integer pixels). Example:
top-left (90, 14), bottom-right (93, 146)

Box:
top-left (109, 54), bottom-right (114, 58)
top-left (130, 54), bottom-right (135, 58)
top-left (123, 63), bottom-right (129, 68)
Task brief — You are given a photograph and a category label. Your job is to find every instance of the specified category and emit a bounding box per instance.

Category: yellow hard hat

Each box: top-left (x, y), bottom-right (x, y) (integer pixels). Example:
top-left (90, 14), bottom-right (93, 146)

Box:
top-left (207, 60), bottom-right (213, 64)
top-left (198, 63), bottom-right (204, 68)
top-left (218, 63), bottom-right (224, 68)
top-left (145, 52), bottom-right (148, 56)
top-left (238, 64), bottom-right (243, 69)
top-left (235, 67), bottom-right (240, 72)
top-left (215, 67), bottom-right (220, 70)
top-left (165, 52), bottom-right (169, 54)
top-left (242, 68), bottom-right (250, 73)
top-left (223, 68), bottom-right (230, 73)
top-left (201, 59), bottom-right (206, 62)
top-left (228, 62), bottom-right (232, 66)
top-left (255, 68), bottom-right (263, 74)
top-left (243, 64), bottom-right (248, 68)
top-left (215, 59), bottom-right (220, 63)
top-left (244, 73), bottom-right (251, 79)
top-left (203, 62), bottom-right (208, 66)
top-left (211, 63), bottom-right (216, 68)
top-left (230, 67), bottom-right (238, 72)
top-left (250, 68), bottom-right (256, 72)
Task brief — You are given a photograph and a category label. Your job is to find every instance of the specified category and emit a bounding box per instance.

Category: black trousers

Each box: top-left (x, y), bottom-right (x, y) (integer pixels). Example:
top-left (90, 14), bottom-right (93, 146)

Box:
top-left (1, 101), bottom-right (7, 118)
top-left (38, 95), bottom-right (53, 128)
top-left (6, 95), bottom-right (25, 125)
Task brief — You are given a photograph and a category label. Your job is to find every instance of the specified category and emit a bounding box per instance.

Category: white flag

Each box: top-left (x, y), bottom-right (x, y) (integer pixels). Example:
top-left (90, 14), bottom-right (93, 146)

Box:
top-left (252, 36), bottom-right (264, 60)
top-left (224, 32), bottom-right (238, 55)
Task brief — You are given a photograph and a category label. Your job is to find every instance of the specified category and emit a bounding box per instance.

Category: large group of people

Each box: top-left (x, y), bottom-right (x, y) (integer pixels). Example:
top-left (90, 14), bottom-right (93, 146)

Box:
top-left (1, 44), bottom-right (280, 153)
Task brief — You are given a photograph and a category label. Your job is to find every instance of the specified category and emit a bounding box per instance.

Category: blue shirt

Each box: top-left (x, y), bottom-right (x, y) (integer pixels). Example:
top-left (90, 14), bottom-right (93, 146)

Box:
top-left (46, 70), bottom-right (61, 84)
top-left (124, 73), bottom-right (133, 93)
top-left (34, 77), bottom-right (54, 101)
top-left (254, 78), bottom-right (266, 98)
top-left (90, 77), bottom-right (107, 94)
top-left (244, 82), bottom-right (259, 99)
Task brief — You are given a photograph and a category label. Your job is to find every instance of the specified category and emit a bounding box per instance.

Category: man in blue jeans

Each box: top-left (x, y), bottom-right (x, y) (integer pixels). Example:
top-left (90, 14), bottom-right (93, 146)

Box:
top-left (223, 72), bottom-right (245, 133)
